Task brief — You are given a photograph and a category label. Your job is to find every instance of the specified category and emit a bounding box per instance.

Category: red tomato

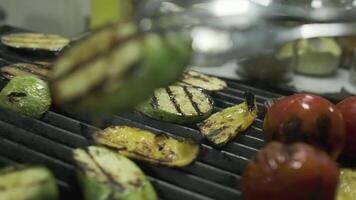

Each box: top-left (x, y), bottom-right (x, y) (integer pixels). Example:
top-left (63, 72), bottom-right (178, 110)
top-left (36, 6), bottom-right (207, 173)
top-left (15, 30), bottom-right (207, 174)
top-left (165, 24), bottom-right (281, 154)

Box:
top-left (337, 96), bottom-right (356, 159)
top-left (242, 142), bottom-right (339, 200)
top-left (263, 93), bottom-right (345, 159)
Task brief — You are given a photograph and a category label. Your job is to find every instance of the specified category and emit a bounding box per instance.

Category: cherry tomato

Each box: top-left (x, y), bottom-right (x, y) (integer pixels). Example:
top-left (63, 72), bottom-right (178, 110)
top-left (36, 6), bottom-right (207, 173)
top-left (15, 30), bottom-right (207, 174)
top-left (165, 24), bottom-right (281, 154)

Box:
top-left (337, 96), bottom-right (356, 159)
top-left (263, 93), bottom-right (345, 159)
top-left (242, 142), bottom-right (339, 200)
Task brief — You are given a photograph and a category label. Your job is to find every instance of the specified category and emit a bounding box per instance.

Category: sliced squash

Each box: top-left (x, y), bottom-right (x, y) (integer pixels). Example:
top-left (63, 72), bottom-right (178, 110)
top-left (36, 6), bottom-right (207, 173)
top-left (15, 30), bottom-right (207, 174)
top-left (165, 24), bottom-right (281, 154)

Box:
top-left (198, 92), bottom-right (257, 146)
top-left (176, 70), bottom-right (227, 91)
top-left (94, 126), bottom-right (199, 167)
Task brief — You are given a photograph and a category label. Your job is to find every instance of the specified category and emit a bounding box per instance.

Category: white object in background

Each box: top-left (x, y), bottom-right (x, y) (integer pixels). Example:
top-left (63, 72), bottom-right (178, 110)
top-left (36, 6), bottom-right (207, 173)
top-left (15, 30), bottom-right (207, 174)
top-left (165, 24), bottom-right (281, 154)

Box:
top-left (0, 0), bottom-right (89, 37)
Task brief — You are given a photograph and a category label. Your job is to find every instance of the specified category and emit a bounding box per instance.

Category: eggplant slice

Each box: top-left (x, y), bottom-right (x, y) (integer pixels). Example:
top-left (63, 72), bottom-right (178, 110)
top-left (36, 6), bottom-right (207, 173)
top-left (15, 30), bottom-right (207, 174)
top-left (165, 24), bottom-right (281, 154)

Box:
top-left (1, 32), bottom-right (70, 53)
top-left (49, 21), bottom-right (192, 114)
top-left (198, 92), bottom-right (257, 146)
top-left (74, 146), bottom-right (157, 200)
top-left (137, 85), bottom-right (213, 124)
top-left (0, 165), bottom-right (58, 200)
top-left (94, 126), bottom-right (199, 167)
top-left (176, 70), bottom-right (227, 92)
top-left (0, 63), bottom-right (50, 81)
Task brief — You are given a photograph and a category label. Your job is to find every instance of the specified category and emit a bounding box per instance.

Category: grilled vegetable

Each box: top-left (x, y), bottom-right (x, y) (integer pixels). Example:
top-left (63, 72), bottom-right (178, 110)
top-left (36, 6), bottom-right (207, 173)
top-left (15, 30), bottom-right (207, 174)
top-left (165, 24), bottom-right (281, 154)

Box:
top-left (50, 21), bottom-right (192, 114)
top-left (0, 76), bottom-right (51, 118)
top-left (94, 126), bottom-right (199, 167)
top-left (0, 165), bottom-right (58, 200)
top-left (73, 146), bottom-right (157, 200)
top-left (198, 92), bottom-right (257, 146)
top-left (137, 85), bottom-right (213, 124)
top-left (1, 63), bottom-right (50, 81)
top-left (263, 93), bottom-right (345, 160)
top-left (176, 70), bottom-right (227, 91)
top-left (1, 32), bottom-right (69, 54)
top-left (337, 169), bottom-right (356, 200)
top-left (242, 142), bottom-right (339, 200)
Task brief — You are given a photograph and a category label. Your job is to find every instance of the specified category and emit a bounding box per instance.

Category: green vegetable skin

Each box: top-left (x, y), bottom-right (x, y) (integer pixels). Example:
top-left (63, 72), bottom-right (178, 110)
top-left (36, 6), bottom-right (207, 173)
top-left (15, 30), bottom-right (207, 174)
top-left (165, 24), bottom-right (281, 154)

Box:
top-left (0, 166), bottom-right (58, 200)
top-left (50, 21), bottom-right (192, 114)
top-left (137, 85), bottom-right (213, 124)
top-left (0, 76), bottom-right (51, 118)
top-left (337, 169), bottom-right (356, 200)
top-left (74, 146), bottom-right (157, 200)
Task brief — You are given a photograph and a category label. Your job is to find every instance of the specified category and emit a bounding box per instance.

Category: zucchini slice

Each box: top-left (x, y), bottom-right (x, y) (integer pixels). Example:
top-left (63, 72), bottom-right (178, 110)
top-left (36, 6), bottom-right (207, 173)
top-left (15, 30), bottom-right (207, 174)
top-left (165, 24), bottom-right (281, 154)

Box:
top-left (73, 146), bottom-right (157, 200)
top-left (94, 126), bottom-right (199, 167)
top-left (0, 76), bottom-right (51, 119)
top-left (49, 21), bottom-right (192, 114)
top-left (1, 63), bottom-right (50, 81)
top-left (137, 85), bottom-right (213, 124)
top-left (0, 166), bottom-right (58, 200)
top-left (337, 169), bottom-right (356, 200)
top-left (198, 92), bottom-right (257, 146)
top-left (176, 70), bottom-right (227, 91)
top-left (1, 32), bottom-right (69, 52)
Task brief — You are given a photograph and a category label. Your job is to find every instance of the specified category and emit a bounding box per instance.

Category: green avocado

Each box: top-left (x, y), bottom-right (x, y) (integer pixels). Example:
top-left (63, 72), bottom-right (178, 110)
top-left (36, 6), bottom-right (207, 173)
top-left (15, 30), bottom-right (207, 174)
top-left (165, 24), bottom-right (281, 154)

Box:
top-left (0, 76), bottom-right (51, 118)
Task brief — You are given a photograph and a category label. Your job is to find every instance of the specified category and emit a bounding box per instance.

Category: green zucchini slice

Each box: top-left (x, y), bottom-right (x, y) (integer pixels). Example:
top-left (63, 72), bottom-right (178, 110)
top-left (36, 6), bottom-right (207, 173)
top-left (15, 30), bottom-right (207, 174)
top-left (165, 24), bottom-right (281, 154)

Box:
top-left (198, 92), bottom-right (257, 146)
top-left (49, 21), bottom-right (192, 114)
top-left (73, 146), bottom-right (157, 200)
top-left (176, 70), bottom-right (227, 91)
top-left (1, 32), bottom-right (70, 52)
top-left (137, 85), bottom-right (213, 124)
top-left (1, 63), bottom-right (50, 81)
top-left (0, 76), bottom-right (51, 118)
top-left (0, 166), bottom-right (58, 200)
top-left (94, 126), bottom-right (199, 167)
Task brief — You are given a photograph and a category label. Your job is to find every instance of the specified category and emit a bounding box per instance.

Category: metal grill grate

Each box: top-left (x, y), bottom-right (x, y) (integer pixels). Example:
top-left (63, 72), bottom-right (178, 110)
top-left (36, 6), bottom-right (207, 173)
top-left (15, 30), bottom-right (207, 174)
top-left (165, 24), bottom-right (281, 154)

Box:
top-left (0, 25), bottom-right (283, 200)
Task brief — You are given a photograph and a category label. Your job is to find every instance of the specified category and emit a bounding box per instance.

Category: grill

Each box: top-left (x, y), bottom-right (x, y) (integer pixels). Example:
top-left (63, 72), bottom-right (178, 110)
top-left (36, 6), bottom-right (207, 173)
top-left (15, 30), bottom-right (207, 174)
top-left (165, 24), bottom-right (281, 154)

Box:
top-left (0, 25), bottom-right (284, 200)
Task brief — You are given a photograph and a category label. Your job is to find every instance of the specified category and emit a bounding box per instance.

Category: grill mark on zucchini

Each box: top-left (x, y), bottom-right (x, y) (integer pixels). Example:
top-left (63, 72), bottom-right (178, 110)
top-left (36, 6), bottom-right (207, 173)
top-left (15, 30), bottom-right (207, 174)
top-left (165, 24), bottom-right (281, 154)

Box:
top-left (66, 59), bottom-right (143, 104)
top-left (165, 87), bottom-right (184, 116)
top-left (85, 148), bottom-right (125, 192)
top-left (150, 93), bottom-right (159, 109)
top-left (52, 34), bottom-right (138, 82)
top-left (182, 86), bottom-right (203, 115)
top-left (1, 63), bottom-right (49, 80)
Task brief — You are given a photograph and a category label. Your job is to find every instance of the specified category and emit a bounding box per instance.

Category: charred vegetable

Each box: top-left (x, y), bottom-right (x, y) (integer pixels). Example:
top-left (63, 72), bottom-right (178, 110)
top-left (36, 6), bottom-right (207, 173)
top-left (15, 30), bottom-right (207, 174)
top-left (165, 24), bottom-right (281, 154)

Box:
top-left (0, 76), bottom-right (51, 118)
top-left (74, 146), bottom-right (157, 200)
top-left (1, 32), bottom-right (69, 53)
top-left (94, 126), bottom-right (199, 167)
top-left (242, 142), bottom-right (339, 200)
top-left (337, 169), bottom-right (356, 200)
top-left (50, 21), bottom-right (192, 114)
top-left (197, 92), bottom-right (257, 146)
top-left (263, 93), bottom-right (345, 160)
top-left (137, 85), bottom-right (213, 124)
top-left (1, 63), bottom-right (50, 81)
top-left (176, 70), bottom-right (227, 91)
top-left (0, 166), bottom-right (58, 200)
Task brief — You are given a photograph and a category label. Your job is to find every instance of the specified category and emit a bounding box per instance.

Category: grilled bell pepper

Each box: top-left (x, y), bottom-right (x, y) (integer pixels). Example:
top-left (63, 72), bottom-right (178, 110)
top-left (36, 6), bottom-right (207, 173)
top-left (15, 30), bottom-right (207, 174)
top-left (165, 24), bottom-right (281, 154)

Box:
top-left (176, 70), bottom-right (227, 92)
top-left (94, 126), bottom-right (199, 167)
top-left (198, 92), bottom-right (257, 146)
top-left (73, 146), bottom-right (157, 200)
top-left (0, 76), bottom-right (51, 118)
top-left (337, 169), bottom-right (356, 200)
top-left (0, 166), bottom-right (58, 200)
top-left (50, 21), bottom-right (192, 114)
top-left (137, 85), bottom-right (213, 124)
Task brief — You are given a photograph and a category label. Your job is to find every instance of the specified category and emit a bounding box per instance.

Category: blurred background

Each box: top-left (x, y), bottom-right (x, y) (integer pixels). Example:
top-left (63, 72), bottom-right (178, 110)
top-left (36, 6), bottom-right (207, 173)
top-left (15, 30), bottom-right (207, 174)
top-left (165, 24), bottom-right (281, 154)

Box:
top-left (2, 0), bottom-right (356, 100)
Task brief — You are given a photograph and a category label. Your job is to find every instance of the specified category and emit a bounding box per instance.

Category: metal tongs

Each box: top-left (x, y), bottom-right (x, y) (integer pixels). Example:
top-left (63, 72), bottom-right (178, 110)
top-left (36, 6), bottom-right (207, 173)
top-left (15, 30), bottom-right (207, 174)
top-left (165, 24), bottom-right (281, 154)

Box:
top-left (141, 0), bottom-right (356, 65)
